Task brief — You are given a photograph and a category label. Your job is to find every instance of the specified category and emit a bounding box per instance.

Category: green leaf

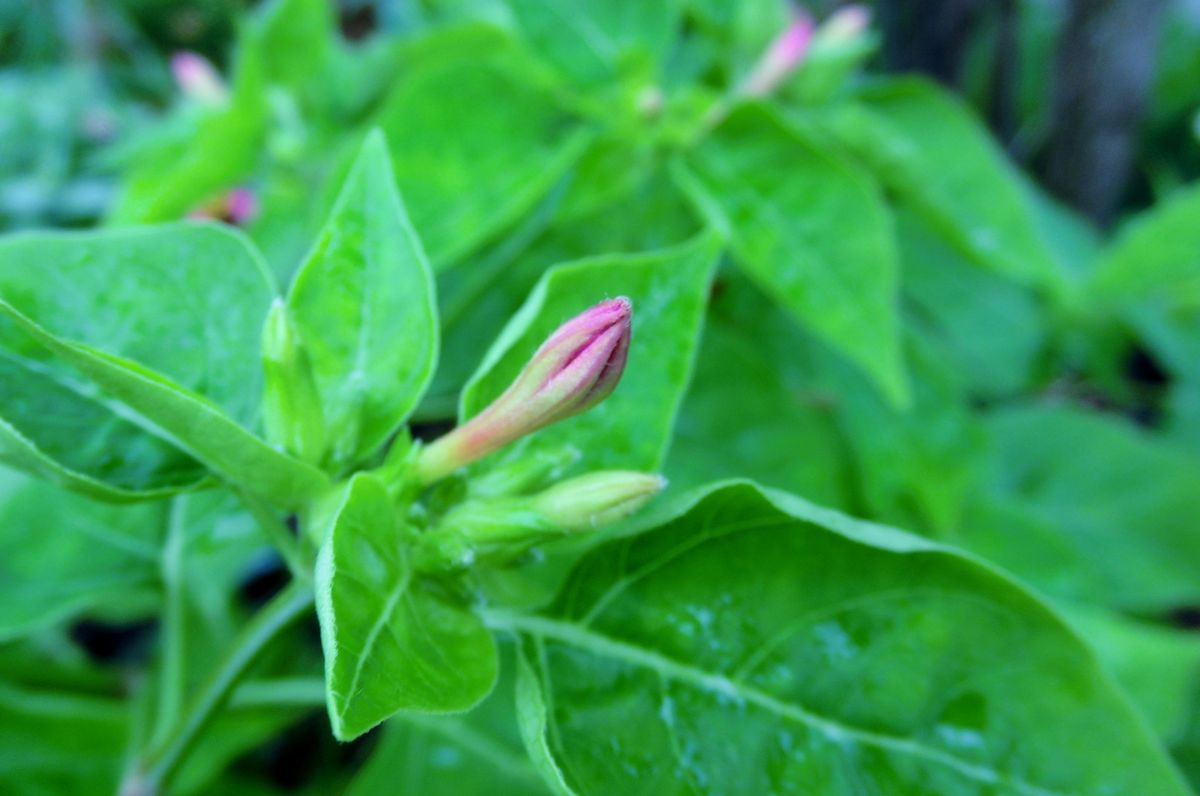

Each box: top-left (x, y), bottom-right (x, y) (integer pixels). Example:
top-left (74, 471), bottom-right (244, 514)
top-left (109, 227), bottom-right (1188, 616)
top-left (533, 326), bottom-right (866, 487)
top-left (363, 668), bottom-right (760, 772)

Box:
top-left (459, 233), bottom-right (720, 475)
top-left (0, 302), bottom-right (327, 509)
top-left (346, 644), bottom-right (544, 796)
top-left (315, 472), bottom-right (497, 740)
top-left (503, 0), bottom-right (681, 85)
top-left (1092, 182), bottom-right (1200, 307)
top-left (374, 25), bottom-right (593, 270)
top-left (0, 467), bottom-right (162, 640)
top-left (820, 78), bottom-right (1063, 294)
top-left (0, 224), bottom-right (313, 500)
top-left (109, 40), bottom-right (267, 224)
top-left (681, 103), bottom-right (908, 406)
top-left (963, 405), bottom-right (1200, 612)
top-left (897, 204), bottom-right (1046, 400)
top-left (666, 267), bottom-right (854, 509)
top-left (0, 682), bottom-right (130, 794)
top-left (494, 481), bottom-right (1188, 795)
top-left (288, 130), bottom-right (439, 469)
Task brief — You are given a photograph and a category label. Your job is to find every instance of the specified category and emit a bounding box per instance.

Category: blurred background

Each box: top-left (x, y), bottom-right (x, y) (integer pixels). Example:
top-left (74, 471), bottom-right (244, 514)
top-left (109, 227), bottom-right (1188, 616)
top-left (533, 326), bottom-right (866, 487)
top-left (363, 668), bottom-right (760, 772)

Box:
top-left (4, 0), bottom-right (1200, 792)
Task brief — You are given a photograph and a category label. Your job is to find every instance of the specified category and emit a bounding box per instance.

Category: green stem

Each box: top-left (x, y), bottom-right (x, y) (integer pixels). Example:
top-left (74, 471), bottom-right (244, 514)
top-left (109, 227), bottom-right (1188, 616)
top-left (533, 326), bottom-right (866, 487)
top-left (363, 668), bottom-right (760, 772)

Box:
top-left (149, 497), bottom-right (188, 751)
top-left (126, 580), bottom-right (314, 795)
top-left (237, 488), bottom-right (310, 580)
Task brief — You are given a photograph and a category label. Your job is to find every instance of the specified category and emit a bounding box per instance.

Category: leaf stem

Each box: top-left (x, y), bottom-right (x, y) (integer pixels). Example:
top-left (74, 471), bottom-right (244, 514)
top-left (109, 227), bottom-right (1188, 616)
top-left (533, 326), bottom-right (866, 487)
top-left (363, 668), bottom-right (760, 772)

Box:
top-left (237, 488), bottom-right (311, 580)
top-left (149, 496), bottom-right (188, 751)
top-left (124, 580), bottom-right (314, 795)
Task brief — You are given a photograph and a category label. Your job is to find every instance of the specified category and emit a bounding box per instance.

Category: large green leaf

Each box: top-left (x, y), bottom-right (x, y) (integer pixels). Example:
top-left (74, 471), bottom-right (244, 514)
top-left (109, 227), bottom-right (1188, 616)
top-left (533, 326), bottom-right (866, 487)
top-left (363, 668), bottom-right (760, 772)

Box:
top-left (897, 204), bottom-right (1046, 400)
top-left (0, 467), bottom-right (161, 640)
top-left (459, 233), bottom-right (720, 476)
top-left (964, 405), bottom-right (1200, 612)
top-left (667, 266), bottom-right (855, 509)
top-left (0, 303), bottom-right (327, 509)
top-left (0, 223), bottom-right (306, 500)
top-left (820, 78), bottom-right (1063, 294)
top-left (492, 481), bottom-right (1188, 794)
top-left (681, 103), bottom-right (908, 406)
top-left (346, 644), bottom-right (545, 796)
top-left (374, 25), bottom-right (593, 270)
top-left (504, 0), bottom-right (681, 86)
top-left (288, 130), bottom-right (438, 469)
top-left (315, 473), bottom-right (497, 740)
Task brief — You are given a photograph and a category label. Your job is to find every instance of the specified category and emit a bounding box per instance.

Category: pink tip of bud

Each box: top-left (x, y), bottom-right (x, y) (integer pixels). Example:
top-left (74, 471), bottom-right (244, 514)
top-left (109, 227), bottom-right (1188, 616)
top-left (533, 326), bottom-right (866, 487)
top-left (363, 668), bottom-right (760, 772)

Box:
top-left (170, 51), bottom-right (228, 105)
top-left (743, 13), bottom-right (815, 97)
top-left (226, 187), bottom-right (259, 225)
top-left (417, 297), bottom-right (634, 484)
top-left (821, 4), bottom-right (871, 42)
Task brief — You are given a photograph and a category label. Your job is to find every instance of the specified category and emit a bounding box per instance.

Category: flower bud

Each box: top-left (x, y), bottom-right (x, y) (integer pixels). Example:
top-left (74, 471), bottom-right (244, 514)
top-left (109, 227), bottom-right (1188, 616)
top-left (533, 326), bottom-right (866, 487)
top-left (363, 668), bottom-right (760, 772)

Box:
top-left (817, 5), bottom-right (871, 44)
top-left (413, 470), bottom-right (664, 572)
top-left (170, 51), bottom-right (228, 105)
top-left (416, 297), bottom-right (632, 484)
top-left (530, 471), bottom-right (666, 531)
top-left (262, 299), bottom-right (327, 464)
top-left (742, 13), bottom-right (815, 97)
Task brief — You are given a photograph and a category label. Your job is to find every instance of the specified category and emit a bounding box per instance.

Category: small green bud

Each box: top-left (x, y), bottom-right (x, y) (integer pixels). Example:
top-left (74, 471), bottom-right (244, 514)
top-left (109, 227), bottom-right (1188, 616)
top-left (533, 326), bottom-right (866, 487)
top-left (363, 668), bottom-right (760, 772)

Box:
top-left (413, 470), bottom-right (665, 572)
top-left (262, 299), bottom-right (327, 464)
top-left (530, 471), bottom-right (666, 531)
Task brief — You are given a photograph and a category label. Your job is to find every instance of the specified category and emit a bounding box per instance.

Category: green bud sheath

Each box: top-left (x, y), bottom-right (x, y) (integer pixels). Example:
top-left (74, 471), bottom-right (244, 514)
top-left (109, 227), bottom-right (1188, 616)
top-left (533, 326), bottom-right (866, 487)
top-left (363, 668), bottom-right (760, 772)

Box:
top-left (532, 471), bottom-right (666, 531)
top-left (262, 298), bottom-right (328, 464)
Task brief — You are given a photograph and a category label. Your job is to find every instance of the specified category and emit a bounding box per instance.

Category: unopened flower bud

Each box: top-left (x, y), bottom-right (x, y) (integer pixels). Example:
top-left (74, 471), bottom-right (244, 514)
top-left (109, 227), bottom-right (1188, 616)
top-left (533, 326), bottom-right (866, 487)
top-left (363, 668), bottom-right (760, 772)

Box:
top-left (530, 471), bottom-right (666, 531)
top-left (742, 13), bottom-right (815, 97)
top-left (262, 299), bottom-right (327, 464)
top-left (413, 470), bottom-right (664, 572)
top-left (817, 5), bottom-right (871, 44)
top-left (417, 298), bottom-right (632, 484)
top-left (170, 52), bottom-right (228, 105)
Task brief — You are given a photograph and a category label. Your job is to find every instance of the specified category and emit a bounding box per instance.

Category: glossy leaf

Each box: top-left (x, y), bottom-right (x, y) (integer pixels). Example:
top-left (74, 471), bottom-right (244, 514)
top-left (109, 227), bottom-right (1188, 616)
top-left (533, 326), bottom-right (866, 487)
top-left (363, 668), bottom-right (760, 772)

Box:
top-left (459, 233), bottom-right (720, 476)
top-left (315, 473), bottom-right (497, 740)
top-left (962, 405), bottom-right (1200, 612)
top-left (374, 26), bottom-right (593, 270)
top-left (682, 103), bottom-right (908, 406)
top-left (0, 303), bottom-right (327, 509)
top-left (496, 481), bottom-right (1188, 794)
top-left (820, 78), bottom-right (1063, 294)
top-left (288, 130), bottom-right (438, 469)
top-left (0, 223), bottom-right (301, 500)
top-left (346, 645), bottom-right (544, 796)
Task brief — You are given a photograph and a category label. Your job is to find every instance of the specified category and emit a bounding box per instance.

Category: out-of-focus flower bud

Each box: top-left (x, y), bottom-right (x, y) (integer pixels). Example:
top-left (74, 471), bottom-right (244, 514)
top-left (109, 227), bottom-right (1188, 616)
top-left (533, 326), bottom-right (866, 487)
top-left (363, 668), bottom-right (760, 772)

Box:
top-left (416, 298), bottom-right (632, 485)
top-left (817, 4), bottom-right (871, 44)
top-left (170, 51), bottom-right (228, 105)
top-left (262, 299), bottom-right (327, 464)
top-left (530, 471), bottom-right (666, 531)
top-left (742, 13), bottom-right (815, 97)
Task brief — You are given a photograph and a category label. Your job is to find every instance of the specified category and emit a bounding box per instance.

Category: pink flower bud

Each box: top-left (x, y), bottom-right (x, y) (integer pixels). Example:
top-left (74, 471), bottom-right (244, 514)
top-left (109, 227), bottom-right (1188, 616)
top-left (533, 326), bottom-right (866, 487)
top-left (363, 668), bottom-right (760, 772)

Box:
top-left (170, 51), bottom-right (228, 105)
top-left (742, 13), bottom-right (815, 97)
top-left (226, 188), bottom-right (259, 225)
top-left (417, 298), bottom-right (632, 484)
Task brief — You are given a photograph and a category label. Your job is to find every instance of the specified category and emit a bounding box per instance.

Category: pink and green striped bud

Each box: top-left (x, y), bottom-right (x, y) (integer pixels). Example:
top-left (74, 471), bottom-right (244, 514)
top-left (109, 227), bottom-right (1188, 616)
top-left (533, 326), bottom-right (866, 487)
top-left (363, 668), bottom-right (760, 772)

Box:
top-left (742, 12), bottom-right (815, 97)
top-left (170, 51), bottom-right (228, 105)
top-left (531, 471), bottom-right (666, 531)
top-left (417, 297), bottom-right (632, 484)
